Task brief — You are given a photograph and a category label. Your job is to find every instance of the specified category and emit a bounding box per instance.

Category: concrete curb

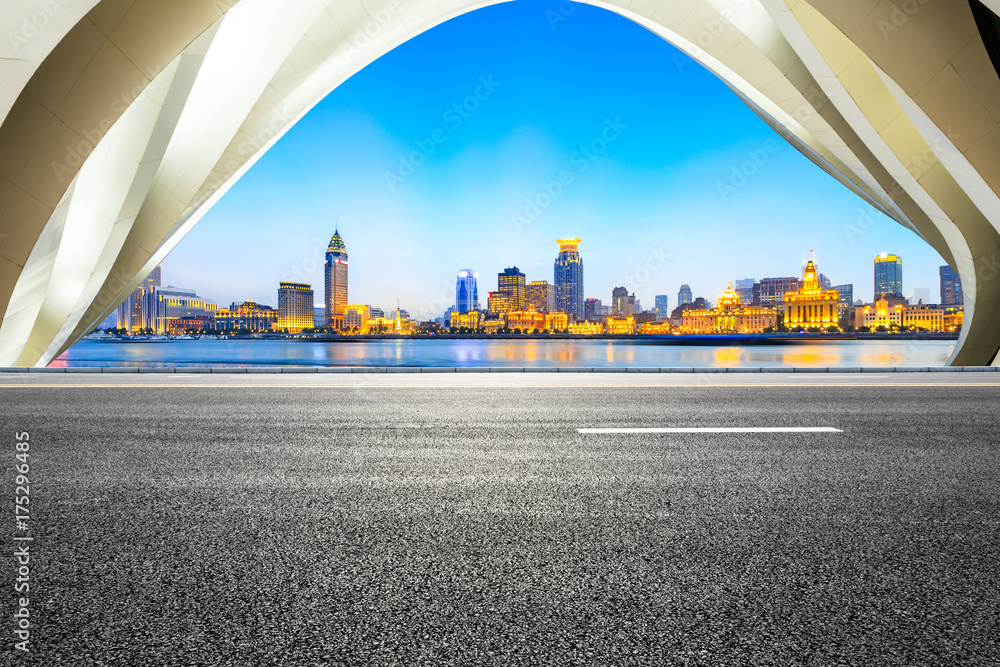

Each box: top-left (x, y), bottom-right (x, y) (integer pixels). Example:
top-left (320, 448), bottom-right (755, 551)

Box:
top-left (2, 366), bottom-right (998, 373)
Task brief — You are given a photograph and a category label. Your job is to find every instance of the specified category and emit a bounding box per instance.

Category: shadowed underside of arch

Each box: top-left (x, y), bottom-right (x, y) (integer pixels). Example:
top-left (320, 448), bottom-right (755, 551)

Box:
top-left (2, 0), bottom-right (1000, 366)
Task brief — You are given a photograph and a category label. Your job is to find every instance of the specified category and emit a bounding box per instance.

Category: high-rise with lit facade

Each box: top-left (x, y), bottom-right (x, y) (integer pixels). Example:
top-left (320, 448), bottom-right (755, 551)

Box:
top-left (554, 239), bottom-right (584, 321)
top-left (116, 264), bottom-right (161, 332)
top-left (940, 265), bottom-right (963, 305)
top-left (874, 252), bottom-right (903, 299)
top-left (456, 270), bottom-right (478, 313)
top-left (324, 229), bottom-right (348, 329)
top-left (496, 267), bottom-right (526, 313)
top-left (677, 284), bottom-right (693, 307)
top-left (278, 282), bottom-right (314, 332)
top-left (526, 281), bottom-right (555, 313)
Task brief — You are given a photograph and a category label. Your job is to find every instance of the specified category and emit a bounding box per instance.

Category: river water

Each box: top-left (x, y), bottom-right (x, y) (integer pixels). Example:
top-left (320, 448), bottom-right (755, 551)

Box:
top-left (51, 338), bottom-right (955, 368)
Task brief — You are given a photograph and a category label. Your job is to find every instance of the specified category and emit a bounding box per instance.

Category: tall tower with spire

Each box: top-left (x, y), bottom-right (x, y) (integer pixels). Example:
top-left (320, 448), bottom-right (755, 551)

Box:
top-left (324, 228), bottom-right (348, 329)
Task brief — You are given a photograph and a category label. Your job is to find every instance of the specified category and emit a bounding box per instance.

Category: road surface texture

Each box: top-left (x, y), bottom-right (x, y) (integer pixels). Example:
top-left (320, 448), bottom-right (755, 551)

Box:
top-left (1, 373), bottom-right (998, 665)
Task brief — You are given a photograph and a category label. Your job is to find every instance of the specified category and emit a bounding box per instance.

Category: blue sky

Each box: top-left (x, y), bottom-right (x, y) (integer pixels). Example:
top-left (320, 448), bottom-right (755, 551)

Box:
top-left (164, 0), bottom-right (946, 318)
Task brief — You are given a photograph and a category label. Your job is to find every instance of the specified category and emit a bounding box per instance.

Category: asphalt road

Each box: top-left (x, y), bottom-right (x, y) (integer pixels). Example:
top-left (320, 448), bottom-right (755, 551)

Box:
top-left (1, 374), bottom-right (998, 665)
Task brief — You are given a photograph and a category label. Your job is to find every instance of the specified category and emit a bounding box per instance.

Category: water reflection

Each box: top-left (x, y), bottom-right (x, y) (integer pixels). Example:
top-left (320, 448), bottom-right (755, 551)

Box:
top-left (52, 338), bottom-right (956, 368)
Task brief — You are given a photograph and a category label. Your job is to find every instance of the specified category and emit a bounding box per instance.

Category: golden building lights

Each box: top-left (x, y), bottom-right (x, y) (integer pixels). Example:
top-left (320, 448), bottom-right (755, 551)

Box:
top-left (277, 282), bottom-right (315, 333)
top-left (783, 261), bottom-right (841, 330)
top-left (343, 304), bottom-right (370, 334)
top-left (606, 316), bottom-right (636, 335)
top-left (680, 284), bottom-right (776, 333)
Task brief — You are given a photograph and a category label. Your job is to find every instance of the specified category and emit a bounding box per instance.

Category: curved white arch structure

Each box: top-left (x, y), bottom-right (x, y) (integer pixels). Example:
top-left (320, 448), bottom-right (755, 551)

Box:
top-left (2, 0), bottom-right (1000, 366)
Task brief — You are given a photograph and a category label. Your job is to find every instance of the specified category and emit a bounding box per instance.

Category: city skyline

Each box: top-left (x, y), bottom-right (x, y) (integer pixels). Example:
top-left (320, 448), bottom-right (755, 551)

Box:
top-left (132, 225), bottom-right (954, 329)
top-left (162, 0), bottom-right (947, 314)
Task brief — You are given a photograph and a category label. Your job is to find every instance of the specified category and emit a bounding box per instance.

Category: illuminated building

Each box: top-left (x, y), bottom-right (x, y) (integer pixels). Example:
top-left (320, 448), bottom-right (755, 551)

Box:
top-left (641, 322), bottom-right (671, 334)
top-left (611, 287), bottom-right (635, 317)
top-left (677, 284), bottom-right (693, 307)
top-left (855, 298), bottom-right (945, 331)
top-left (783, 261), bottom-right (841, 329)
top-left (944, 308), bottom-right (964, 332)
top-left (940, 265), bottom-right (963, 306)
top-left (167, 318), bottom-right (213, 335)
top-left (212, 301), bottom-right (277, 332)
top-left (554, 239), bottom-right (584, 321)
top-left (606, 316), bottom-right (636, 335)
top-left (456, 270), bottom-right (479, 312)
top-left (902, 305), bottom-right (944, 331)
top-left (481, 318), bottom-right (504, 334)
top-left (568, 322), bottom-right (604, 335)
top-left (486, 292), bottom-right (512, 314)
top-left (495, 267), bottom-right (526, 313)
top-left (324, 229), bottom-right (348, 329)
top-left (875, 252), bottom-right (903, 299)
top-left (116, 264), bottom-right (161, 332)
top-left (277, 282), bottom-right (314, 332)
top-left (526, 281), bottom-right (555, 313)
top-left (758, 277), bottom-right (800, 308)
top-left (544, 312), bottom-right (568, 332)
top-left (681, 284), bottom-right (777, 333)
top-left (366, 317), bottom-right (397, 334)
top-left (506, 307), bottom-right (545, 332)
top-left (450, 311), bottom-right (482, 330)
top-left (343, 304), bottom-right (370, 333)
top-left (148, 286), bottom-right (218, 334)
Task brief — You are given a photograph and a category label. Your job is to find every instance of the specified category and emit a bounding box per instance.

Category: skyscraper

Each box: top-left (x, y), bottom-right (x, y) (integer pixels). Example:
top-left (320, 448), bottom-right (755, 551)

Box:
top-left (584, 298), bottom-right (603, 322)
top-left (874, 252), bottom-right (903, 299)
top-left (456, 270), bottom-right (479, 313)
top-left (554, 239), bottom-right (584, 321)
top-left (677, 284), bottom-right (693, 307)
top-left (496, 267), bottom-right (526, 313)
top-left (278, 282), bottom-right (314, 332)
top-left (611, 287), bottom-right (635, 317)
top-left (940, 265), bottom-right (963, 305)
top-left (733, 279), bottom-right (755, 304)
top-left (116, 264), bottom-right (161, 332)
top-left (655, 295), bottom-right (669, 320)
top-left (324, 229), bottom-right (348, 329)
top-left (526, 281), bottom-right (555, 313)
